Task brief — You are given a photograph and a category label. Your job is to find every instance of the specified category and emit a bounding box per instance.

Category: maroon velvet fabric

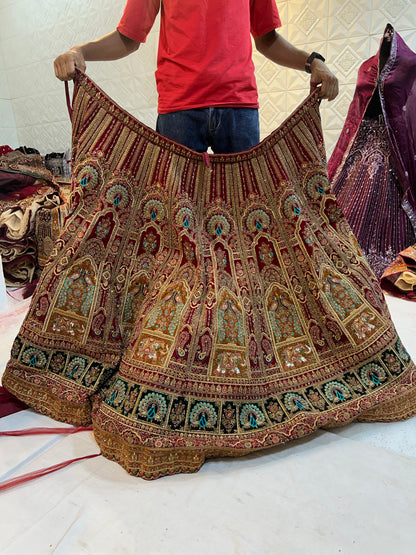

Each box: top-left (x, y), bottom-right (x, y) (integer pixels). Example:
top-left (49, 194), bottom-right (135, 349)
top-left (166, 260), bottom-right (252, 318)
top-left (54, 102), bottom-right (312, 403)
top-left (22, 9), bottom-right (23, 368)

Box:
top-left (0, 386), bottom-right (28, 418)
top-left (0, 169), bottom-right (39, 200)
top-left (0, 145), bottom-right (13, 156)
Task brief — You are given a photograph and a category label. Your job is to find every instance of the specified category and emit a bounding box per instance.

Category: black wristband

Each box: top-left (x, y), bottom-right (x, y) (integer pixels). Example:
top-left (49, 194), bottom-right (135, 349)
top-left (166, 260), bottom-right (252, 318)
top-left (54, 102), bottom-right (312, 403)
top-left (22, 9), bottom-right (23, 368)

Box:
top-left (305, 52), bottom-right (325, 74)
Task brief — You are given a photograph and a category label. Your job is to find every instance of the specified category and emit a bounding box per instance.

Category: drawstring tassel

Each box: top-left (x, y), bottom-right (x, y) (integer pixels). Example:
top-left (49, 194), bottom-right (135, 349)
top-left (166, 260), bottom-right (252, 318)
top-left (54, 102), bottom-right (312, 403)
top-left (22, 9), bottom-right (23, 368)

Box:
top-left (0, 453), bottom-right (101, 492)
top-left (0, 425), bottom-right (99, 492)
top-left (202, 152), bottom-right (212, 171)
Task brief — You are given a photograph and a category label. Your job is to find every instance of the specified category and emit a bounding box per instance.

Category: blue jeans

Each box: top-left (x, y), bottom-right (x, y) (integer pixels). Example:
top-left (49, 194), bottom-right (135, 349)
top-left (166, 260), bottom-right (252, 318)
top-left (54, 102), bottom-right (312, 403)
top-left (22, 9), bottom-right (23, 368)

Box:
top-left (156, 107), bottom-right (260, 153)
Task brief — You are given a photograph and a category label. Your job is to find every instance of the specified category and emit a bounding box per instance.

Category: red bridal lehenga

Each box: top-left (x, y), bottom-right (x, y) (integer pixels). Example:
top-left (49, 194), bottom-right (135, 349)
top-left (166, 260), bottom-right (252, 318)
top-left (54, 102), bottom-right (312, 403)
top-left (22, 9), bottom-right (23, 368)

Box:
top-left (2, 71), bottom-right (416, 479)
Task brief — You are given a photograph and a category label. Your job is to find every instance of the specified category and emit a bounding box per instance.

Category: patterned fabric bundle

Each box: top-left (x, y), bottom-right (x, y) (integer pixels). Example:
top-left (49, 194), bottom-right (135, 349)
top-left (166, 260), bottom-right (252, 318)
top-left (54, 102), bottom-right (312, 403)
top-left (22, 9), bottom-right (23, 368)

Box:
top-left (3, 72), bottom-right (416, 479)
top-left (0, 150), bottom-right (53, 182)
top-left (0, 151), bottom-right (62, 285)
top-left (381, 244), bottom-right (416, 301)
top-left (0, 189), bottom-right (62, 286)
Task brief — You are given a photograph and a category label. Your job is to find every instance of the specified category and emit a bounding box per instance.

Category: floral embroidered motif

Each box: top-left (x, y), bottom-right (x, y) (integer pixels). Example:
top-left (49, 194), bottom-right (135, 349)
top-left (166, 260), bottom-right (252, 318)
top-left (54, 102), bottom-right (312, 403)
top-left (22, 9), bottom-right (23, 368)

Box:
top-left (321, 269), bottom-right (361, 320)
top-left (267, 285), bottom-right (304, 343)
top-left (56, 263), bottom-right (95, 317)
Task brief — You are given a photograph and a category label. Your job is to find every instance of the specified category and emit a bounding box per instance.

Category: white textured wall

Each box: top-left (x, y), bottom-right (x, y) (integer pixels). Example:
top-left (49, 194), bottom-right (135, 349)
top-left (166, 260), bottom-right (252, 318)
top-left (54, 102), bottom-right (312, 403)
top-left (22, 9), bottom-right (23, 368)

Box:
top-left (0, 38), bottom-right (18, 147)
top-left (256, 0), bottom-right (416, 153)
top-left (0, 0), bottom-right (416, 156)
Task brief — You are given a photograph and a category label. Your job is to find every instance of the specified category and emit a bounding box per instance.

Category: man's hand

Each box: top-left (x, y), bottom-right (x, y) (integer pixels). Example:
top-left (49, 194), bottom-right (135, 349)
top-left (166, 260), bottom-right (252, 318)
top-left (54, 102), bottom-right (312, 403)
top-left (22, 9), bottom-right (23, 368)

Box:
top-left (54, 48), bottom-right (86, 81)
top-left (53, 31), bottom-right (140, 82)
top-left (309, 59), bottom-right (339, 101)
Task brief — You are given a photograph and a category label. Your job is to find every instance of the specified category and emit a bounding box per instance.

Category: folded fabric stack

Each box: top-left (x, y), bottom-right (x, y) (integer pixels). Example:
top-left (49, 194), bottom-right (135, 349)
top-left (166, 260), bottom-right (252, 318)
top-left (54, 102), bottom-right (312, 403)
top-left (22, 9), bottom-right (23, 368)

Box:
top-left (0, 149), bottom-right (64, 286)
top-left (381, 244), bottom-right (416, 301)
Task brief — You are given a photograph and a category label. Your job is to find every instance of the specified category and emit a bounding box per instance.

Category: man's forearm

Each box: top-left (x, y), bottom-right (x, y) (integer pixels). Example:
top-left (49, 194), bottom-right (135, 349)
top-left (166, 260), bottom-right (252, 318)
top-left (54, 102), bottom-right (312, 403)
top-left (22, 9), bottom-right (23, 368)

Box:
top-left (254, 31), bottom-right (310, 70)
top-left (74, 30), bottom-right (140, 61)
top-left (254, 30), bottom-right (339, 101)
top-left (54, 29), bottom-right (140, 80)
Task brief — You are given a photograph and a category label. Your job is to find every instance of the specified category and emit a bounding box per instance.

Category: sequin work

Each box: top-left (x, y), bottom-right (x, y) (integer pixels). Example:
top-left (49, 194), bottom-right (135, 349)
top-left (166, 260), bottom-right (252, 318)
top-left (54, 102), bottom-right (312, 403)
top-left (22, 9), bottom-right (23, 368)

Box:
top-left (3, 72), bottom-right (416, 479)
top-left (331, 119), bottom-right (416, 278)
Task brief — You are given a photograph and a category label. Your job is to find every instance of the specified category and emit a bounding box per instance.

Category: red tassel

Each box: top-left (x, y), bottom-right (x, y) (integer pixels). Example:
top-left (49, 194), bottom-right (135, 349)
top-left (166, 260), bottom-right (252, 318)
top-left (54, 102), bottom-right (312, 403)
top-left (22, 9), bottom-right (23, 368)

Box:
top-left (0, 425), bottom-right (93, 436)
top-left (0, 453), bottom-right (102, 492)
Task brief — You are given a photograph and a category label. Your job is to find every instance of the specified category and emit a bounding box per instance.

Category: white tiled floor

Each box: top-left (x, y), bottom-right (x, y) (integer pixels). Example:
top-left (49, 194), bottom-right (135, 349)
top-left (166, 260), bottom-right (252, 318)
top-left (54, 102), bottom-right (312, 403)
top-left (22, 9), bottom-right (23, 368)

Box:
top-left (1, 293), bottom-right (415, 555)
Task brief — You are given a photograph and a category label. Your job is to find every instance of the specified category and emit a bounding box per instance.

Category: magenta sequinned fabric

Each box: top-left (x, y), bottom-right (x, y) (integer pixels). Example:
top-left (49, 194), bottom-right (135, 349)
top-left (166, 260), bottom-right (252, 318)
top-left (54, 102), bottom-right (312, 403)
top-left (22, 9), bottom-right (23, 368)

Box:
top-left (331, 119), bottom-right (416, 278)
top-left (329, 24), bottom-right (416, 277)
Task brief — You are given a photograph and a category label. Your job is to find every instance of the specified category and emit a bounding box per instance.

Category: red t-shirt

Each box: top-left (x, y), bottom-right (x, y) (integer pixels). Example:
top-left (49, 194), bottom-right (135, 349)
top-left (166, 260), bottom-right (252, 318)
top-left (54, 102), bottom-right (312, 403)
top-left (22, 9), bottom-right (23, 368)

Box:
top-left (117, 0), bottom-right (281, 113)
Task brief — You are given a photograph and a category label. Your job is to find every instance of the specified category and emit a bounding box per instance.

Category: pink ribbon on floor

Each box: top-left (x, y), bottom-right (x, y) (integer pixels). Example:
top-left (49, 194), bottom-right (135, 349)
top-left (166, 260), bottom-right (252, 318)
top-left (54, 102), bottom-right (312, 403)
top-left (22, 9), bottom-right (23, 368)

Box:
top-left (0, 424), bottom-right (101, 492)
